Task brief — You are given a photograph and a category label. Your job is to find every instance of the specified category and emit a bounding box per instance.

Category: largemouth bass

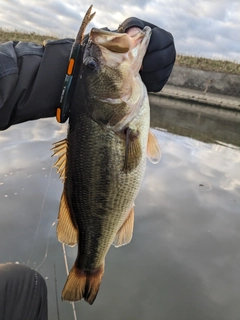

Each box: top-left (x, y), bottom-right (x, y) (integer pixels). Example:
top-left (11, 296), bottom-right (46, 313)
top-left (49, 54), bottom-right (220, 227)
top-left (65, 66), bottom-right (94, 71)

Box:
top-left (52, 7), bottom-right (160, 305)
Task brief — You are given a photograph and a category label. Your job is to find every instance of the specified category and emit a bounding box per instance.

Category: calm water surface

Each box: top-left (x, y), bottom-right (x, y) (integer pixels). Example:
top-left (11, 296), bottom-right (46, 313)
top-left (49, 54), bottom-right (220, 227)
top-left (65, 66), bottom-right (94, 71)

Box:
top-left (0, 99), bottom-right (240, 320)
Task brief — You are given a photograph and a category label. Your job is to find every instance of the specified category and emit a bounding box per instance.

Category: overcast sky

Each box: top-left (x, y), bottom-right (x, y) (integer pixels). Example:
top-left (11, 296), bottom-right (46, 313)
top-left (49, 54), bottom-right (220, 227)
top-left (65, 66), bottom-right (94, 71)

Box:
top-left (0, 0), bottom-right (239, 62)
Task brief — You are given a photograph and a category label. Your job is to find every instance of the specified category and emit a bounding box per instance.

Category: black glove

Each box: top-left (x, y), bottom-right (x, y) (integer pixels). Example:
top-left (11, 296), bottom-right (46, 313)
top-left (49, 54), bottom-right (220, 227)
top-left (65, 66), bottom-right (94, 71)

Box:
top-left (118, 18), bottom-right (176, 92)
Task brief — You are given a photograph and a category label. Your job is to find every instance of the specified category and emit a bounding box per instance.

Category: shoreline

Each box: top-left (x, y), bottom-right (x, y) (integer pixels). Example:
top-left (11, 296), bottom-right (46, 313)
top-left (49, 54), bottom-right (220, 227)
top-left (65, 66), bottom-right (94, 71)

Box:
top-left (151, 84), bottom-right (240, 112)
top-left (151, 65), bottom-right (240, 112)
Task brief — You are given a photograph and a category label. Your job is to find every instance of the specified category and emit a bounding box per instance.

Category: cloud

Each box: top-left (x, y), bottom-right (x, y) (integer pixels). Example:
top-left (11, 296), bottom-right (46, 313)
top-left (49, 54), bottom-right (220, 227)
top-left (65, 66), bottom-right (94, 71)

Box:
top-left (0, 0), bottom-right (239, 61)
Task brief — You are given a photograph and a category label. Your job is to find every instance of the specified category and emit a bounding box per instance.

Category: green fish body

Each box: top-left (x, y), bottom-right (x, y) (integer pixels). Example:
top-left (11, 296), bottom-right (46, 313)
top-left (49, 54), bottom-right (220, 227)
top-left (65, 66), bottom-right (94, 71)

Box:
top-left (53, 26), bottom-right (160, 304)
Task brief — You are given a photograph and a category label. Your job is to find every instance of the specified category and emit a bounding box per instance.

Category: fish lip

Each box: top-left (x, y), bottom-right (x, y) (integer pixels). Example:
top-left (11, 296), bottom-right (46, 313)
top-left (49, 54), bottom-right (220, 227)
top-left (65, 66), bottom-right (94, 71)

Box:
top-left (90, 26), bottom-right (151, 37)
top-left (89, 26), bottom-right (152, 52)
top-left (89, 28), bottom-right (132, 53)
top-left (91, 28), bottom-right (115, 36)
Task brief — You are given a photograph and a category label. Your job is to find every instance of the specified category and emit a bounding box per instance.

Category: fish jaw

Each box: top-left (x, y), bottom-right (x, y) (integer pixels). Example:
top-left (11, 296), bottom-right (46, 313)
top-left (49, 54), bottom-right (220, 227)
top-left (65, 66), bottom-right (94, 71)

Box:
top-left (81, 27), bottom-right (151, 130)
top-left (89, 26), bottom-right (152, 75)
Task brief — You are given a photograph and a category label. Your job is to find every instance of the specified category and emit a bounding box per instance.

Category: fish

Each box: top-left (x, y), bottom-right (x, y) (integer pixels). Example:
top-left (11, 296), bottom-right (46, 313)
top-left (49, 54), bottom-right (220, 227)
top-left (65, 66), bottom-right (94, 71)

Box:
top-left (52, 6), bottom-right (161, 305)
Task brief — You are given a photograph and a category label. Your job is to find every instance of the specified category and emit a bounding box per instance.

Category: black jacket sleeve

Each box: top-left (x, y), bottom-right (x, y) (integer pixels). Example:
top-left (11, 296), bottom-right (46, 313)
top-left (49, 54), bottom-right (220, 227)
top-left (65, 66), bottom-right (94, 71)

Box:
top-left (0, 39), bottom-right (73, 130)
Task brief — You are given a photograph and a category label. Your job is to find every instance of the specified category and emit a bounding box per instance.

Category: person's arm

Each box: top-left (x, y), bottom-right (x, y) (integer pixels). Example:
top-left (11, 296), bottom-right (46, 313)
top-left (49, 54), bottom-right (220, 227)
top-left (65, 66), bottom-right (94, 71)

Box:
top-left (0, 18), bottom-right (175, 130)
top-left (0, 39), bottom-right (73, 130)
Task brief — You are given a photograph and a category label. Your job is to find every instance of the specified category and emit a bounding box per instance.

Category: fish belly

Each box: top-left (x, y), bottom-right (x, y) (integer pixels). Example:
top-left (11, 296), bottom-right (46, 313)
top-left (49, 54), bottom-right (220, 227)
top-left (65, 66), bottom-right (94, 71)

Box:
top-left (66, 112), bottom-right (146, 269)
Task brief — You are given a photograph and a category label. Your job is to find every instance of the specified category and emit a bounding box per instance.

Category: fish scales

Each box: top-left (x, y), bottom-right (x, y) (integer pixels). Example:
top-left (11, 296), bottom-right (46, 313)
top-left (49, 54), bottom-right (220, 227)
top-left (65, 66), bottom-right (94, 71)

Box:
top-left (65, 106), bottom-right (149, 268)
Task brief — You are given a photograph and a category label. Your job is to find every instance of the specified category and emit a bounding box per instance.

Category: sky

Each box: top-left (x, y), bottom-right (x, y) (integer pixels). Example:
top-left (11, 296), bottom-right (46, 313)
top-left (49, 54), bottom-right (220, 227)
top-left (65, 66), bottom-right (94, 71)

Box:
top-left (0, 0), bottom-right (239, 62)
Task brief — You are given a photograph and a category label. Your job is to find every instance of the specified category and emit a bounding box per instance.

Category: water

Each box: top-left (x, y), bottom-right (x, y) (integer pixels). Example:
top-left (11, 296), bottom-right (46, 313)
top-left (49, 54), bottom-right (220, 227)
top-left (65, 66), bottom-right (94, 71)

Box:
top-left (0, 98), bottom-right (240, 320)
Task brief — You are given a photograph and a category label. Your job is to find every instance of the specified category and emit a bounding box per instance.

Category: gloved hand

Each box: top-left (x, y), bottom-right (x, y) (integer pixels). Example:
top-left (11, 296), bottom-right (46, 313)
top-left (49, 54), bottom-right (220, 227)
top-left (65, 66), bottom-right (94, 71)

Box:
top-left (118, 17), bottom-right (176, 92)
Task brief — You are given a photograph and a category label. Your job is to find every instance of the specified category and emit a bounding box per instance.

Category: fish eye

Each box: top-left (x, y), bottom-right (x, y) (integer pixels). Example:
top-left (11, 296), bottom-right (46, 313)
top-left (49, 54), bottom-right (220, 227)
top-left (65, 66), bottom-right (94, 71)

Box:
top-left (86, 58), bottom-right (98, 71)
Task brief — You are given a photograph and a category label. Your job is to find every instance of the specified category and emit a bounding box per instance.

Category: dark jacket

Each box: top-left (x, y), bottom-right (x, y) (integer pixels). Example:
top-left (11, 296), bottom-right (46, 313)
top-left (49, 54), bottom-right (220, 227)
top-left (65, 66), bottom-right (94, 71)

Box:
top-left (0, 39), bottom-right (72, 130)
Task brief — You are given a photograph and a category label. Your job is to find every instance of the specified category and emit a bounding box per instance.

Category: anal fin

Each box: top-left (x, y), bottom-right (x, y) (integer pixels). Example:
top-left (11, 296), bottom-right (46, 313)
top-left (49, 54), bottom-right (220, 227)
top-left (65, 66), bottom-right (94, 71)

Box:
top-left (147, 130), bottom-right (161, 164)
top-left (113, 207), bottom-right (134, 248)
top-left (57, 192), bottom-right (78, 246)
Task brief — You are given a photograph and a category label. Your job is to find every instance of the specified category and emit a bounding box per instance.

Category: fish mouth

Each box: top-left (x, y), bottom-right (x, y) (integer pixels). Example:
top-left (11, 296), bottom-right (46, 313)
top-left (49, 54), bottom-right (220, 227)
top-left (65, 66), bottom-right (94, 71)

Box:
top-left (89, 27), bottom-right (151, 54)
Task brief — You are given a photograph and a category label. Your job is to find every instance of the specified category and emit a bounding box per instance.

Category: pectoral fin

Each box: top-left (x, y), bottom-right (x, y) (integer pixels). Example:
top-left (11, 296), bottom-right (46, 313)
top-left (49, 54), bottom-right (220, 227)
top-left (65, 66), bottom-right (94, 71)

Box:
top-left (147, 131), bottom-right (161, 164)
top-left (52, 139), bottom-right (68, 181)
top-left (113, 207), bottom-right (134, 247)
top-left (123, 128), bottom-right (142, 173)
top-left (57, 192), bottom-right (78, 246)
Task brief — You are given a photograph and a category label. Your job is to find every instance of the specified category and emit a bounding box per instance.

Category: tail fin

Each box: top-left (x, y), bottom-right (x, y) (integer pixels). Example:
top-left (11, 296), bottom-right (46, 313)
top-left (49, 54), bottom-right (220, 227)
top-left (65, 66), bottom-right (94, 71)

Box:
top-left (61, 264), bottom-right (104, 304)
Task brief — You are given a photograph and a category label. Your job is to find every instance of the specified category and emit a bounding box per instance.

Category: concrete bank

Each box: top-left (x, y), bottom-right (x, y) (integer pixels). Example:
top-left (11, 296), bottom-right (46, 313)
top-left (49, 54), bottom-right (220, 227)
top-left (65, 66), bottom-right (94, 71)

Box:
top-left (151, 84), bottom-right (240, 112)
top-left (150, 65), bottom-right (240, 112)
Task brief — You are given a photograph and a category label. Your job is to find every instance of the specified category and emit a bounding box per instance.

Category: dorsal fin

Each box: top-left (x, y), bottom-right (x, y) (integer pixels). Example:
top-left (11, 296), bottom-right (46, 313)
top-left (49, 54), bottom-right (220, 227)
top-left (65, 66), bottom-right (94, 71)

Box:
top-left (51, 139), bottom-right (68, 181)
top-left (147, 131), bottom-right (161, 164)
